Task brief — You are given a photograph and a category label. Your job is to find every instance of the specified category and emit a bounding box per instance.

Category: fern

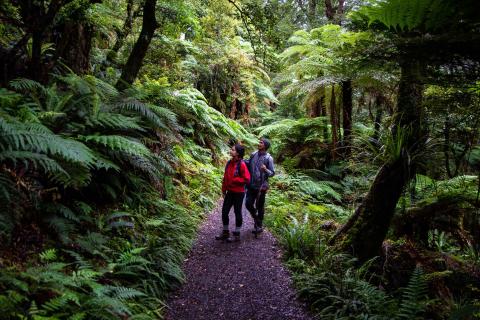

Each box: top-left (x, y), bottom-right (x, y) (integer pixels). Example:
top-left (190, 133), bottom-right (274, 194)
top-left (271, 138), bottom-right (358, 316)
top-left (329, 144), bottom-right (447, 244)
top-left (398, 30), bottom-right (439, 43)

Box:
top-left (0, 119), bottom-right (96, 166)
top-left (113, 98), bottom-right (170, 131)
top-left (89, 113), bottom-right (144, 131)
top-left (79, 135), bottom-right (151, 156)
top-left (396, 267), bottom-right (428, 319)
top-left (357, 0), bottom-right (458, 32)
top-left (39, 249), bottom-right (58, 262)
top-left (9, 78), bottom-right (47, 95)
top-left (42, 291), bottom-right (80, 312)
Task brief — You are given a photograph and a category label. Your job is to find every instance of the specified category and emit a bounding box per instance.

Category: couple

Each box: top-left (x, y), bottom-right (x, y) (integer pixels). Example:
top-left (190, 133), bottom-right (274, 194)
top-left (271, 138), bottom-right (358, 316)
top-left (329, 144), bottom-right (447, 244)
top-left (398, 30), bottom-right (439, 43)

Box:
top-left (215, 137), bottom-right (275, 242)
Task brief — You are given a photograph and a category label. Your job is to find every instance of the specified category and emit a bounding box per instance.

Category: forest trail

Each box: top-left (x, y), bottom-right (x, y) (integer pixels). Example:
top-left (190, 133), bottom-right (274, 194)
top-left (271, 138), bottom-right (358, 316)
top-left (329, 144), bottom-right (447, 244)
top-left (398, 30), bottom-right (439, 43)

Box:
top-left (165, 201), bottom-right (313, 320)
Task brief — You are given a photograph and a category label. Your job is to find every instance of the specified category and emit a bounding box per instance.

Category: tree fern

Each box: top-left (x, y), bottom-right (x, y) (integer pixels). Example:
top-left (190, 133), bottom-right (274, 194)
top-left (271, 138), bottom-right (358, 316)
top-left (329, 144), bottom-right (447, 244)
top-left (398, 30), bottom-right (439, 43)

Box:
top-left (357, 0), bottom-right (458, 32)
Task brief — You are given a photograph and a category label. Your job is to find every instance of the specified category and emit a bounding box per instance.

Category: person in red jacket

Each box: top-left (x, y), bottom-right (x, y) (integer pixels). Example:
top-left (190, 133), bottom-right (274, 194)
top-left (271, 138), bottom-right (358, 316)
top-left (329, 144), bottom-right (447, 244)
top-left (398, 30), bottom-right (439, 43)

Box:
top-left (215, 143), bottom-right (250, 242)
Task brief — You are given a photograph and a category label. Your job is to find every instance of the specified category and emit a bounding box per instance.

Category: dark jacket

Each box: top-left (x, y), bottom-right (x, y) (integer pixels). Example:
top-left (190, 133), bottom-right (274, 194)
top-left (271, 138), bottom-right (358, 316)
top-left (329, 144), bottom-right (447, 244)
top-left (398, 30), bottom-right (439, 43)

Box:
top-left (246, 151), bottom-right (275, 190)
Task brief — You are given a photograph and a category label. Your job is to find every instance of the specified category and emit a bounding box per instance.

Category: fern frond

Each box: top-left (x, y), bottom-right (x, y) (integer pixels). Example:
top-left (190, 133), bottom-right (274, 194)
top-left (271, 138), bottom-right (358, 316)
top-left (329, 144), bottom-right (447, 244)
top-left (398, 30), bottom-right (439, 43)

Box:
top-left (0, 151), bottom-right (68, 176)
top-left (0, 119), bottom-right (96, 166)
top-left (357, 0), bottom-right (457, 32)
top-left (39, 249), bottom-right (57, 262)
top-left (79, 135), bottom-right (151, 156)
top-left (110, 286), bottom-right (146, 300)
top-left (89, 113), bottom-right (144, 131)
top-left (9, 78), bottom-right (46, 95)
top-left (397, 267), bottom-right (428, 319)
top-left (113, 98), bottom-right (169, 131)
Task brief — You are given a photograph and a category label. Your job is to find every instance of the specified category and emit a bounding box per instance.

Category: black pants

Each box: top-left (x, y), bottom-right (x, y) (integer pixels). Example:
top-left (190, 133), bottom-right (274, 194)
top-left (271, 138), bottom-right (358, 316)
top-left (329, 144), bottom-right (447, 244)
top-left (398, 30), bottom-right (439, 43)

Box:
top-left (245, 188), bottom-right (266, 227)
top-left (222, 191), bottom-right (245, 228)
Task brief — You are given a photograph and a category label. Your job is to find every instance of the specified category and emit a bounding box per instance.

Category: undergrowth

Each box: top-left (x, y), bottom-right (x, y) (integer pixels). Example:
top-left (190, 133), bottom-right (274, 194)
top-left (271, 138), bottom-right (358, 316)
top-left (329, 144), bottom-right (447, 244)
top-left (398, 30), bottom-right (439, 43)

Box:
top-left (0, 75), bottom-right (241, 319)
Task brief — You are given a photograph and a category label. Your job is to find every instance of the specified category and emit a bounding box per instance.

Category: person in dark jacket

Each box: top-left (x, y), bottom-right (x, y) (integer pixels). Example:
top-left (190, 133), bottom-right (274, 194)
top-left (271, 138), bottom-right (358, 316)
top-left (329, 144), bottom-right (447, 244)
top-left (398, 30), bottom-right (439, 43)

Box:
top-left (215, 143), bottom-right (251, 242)
top-left (245, 137), bottom-right (275, 234)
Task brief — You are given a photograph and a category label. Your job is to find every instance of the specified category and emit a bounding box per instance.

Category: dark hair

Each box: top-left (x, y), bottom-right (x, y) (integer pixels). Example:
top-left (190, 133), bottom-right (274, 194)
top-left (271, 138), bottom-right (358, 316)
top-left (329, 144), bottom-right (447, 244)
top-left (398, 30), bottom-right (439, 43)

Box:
top-left (260, 137), bottom-right (271, 150)
top-left (228, 137), bottom-right (237, 147)
top-left (234, 143), bottom-right (245, 158)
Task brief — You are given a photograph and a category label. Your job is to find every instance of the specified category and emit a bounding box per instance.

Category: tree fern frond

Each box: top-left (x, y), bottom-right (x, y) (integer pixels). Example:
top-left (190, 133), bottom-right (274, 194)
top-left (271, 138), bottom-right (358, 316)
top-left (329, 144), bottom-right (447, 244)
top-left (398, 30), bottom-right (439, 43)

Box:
top-left (147, 103), bottom-right (179, 130)
top-left (150, 153), bottom-right (175, 174)
top-left (357, 0), bottom-right (457, 32)
top-left (113, 98), bottom-right (169, 131)
top-left (79, 135), bottom-right (151, 156)
top-left (256, 119), bottom-right (298, 137)
top-left (89, 113), bottom-right (144, 132)
top-left (0, 119), bottom-right (96, 166)
top-left (0, 151), bottom-right (68, 176)
top-left (63, 250), bottom-right (93, 270)
top-left (120, 153), bottom-right (162, 185)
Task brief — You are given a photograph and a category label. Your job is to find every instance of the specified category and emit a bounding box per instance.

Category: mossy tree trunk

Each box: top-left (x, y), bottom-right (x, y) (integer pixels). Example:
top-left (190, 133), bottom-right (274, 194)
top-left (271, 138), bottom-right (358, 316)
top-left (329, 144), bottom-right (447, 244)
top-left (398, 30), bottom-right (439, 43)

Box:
top-left (341, 79), bottom-right (352, 156)
top-left (372, 94), bottom-right (384, 141)
top-left (331, 57), bottom-right (425, 262)
top-left (330, 85), bottom-right (338, 160)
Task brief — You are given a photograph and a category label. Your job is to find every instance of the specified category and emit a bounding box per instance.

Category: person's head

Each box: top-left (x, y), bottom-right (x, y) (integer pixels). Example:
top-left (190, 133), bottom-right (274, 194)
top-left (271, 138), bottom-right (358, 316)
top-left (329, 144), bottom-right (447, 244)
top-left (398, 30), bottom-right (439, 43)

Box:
top-left (228, 137), bottom-right (237, 147)
top-left (230, 143), bottom-right (245, 159)
top-left (258, 137), bottom-right (271, 151)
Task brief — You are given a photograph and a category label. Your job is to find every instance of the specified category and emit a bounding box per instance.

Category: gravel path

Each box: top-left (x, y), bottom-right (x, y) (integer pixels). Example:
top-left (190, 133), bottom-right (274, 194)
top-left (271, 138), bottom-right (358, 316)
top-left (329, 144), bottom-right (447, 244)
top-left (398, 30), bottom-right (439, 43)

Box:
top-left (165, 200), bottom-right (313, 320)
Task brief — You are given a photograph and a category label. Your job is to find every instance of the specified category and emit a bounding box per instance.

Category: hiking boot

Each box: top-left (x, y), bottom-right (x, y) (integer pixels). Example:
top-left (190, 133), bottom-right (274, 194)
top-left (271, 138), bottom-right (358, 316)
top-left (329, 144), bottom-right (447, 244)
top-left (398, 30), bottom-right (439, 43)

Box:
top-left (252, 225), bottom-right (263, 234)
top-left (232, 231), bottom-right (240, 242)
top-left (215, 230), bottom-right (230, 241)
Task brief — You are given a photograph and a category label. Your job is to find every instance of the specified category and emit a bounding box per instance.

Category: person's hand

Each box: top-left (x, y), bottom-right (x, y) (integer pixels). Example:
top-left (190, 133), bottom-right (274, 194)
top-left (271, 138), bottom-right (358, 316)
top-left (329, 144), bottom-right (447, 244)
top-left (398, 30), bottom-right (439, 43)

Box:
top-left (261, 164), bottom-right (267, 172)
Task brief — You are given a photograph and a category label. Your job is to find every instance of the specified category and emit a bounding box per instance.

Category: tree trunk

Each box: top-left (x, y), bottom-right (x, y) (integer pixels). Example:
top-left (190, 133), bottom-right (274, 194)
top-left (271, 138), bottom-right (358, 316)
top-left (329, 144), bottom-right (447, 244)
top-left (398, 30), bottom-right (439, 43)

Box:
top-left (444, 113), bottom-right (453, 178)
top-left (108, 0), bottom-right (136, 63)
top-left (372, 95), bottom-right (384, 141)
top-left (331, 58), bottom-right (424, 262)
top-left (330, 85), bottom-right (338, 160)
top-left (324, 0), bottom-right (344, 23)
top-left (307, 0), bottom-right (317, 28)
top-left (55, 22), bottom-right (93, 74)
top-left (116, 0), bottom-right (158, 91)
top-left (341, 80), bottom-right (352, 156)
top-left (30, 30), bottom-right (44, 81)
top-left (310, 87), bottom-right (326, 117)
top-left (324, 0), bottom-right (335, 21)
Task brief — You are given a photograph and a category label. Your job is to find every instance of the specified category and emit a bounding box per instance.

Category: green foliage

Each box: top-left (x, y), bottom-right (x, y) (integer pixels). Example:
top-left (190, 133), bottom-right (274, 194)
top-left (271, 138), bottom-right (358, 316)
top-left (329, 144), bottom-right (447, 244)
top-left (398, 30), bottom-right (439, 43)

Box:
top-left (280, 215), bottom-right (322, 260)
top-left (256, 117), bottom-right (331, 170)
top-left (397, 267), bottom-right (428, 319)
top-left (354, 0), bottom-right (459, 32)
top-left (0, 70), bottom-right (236, 318)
